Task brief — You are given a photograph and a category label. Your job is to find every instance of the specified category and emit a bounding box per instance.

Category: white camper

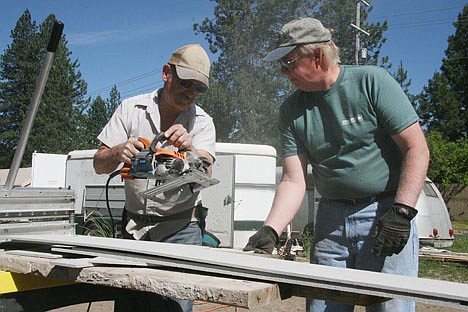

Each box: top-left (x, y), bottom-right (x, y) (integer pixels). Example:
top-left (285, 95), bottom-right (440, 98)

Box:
top-left (203, 143), bottom-right (277, 249)
top-left (415, 178), bottom-right (454, 247)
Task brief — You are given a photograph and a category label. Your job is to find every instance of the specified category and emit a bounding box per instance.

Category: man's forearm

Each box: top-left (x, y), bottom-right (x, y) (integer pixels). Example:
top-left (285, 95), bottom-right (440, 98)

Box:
top-left (264, 180), bottom-right (306, 235)
top-left (93, 146), bottom-right (121, 174)
top-left (395, 146), bottom-right (429, 207)
top-left (391, 123), bottom-right (430, 208)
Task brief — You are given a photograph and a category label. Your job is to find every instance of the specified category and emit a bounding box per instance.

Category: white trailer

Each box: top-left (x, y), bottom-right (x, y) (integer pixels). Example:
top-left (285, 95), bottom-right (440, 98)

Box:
top-left (203, 143), bottom-right (277, 249)
top-left (416, 178), bottom-right (454, 247)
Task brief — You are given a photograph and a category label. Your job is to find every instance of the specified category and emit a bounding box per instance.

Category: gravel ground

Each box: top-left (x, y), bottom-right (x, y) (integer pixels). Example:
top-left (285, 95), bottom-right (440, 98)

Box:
top-left (50, 297), bottom-right (466, 312)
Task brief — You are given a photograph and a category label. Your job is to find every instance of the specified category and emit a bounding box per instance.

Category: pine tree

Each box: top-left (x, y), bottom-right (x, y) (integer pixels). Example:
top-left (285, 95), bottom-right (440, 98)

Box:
top-left (106, 85), bottom-right (121, 120)
top-left (417, 5), bottom-right (467, 142)
top-left (392, 60), bottom-right (415, 105)
top-left (79, 86), bottom-right (121, 150)
top-left (0, 10), bottom-right (39, 168)
top-left (313, 0), bottom-right (388, 66)
top-left (195, 0), bottom-right (297, 146)
top-left (0, 11), bottom-right (89, 168)
top-left (194, 0), bottom-right (389, 153)
top-left (416, 4), bottom-right (467, 189)
top-left (82, 96), bottom-right (107, 149)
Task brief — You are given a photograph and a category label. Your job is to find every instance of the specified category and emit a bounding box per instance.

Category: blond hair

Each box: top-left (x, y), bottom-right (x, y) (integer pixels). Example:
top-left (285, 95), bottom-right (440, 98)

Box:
top-left (298, 41), bottom-right (340, 65)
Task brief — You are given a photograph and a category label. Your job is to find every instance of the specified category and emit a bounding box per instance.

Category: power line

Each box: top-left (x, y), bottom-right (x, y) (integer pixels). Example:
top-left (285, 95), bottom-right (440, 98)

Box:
top-left (87, 68), bottom-right (161, 97)
top-left (119, 81), bottom-right (162, 99)
top-left (88, 3), bottom-right (467, 99)
top-left (387, 18), bottom-right (461, 30)
top-left (368, 5), bottom-right (465, 21)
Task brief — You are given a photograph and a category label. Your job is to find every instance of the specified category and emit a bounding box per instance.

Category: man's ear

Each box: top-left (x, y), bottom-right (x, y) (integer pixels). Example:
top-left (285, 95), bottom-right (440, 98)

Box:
top-left (162, 64), bottom-right (172, 82)
top-left (314, 48), bottom-right (328, 70)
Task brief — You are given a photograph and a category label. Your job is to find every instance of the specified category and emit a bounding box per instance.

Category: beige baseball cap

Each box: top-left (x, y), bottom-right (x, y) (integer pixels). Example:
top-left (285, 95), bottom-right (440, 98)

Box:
top-left (264, 17), bottom-right (332, 61)
top-left (168, 44), bottom-right (210, 88)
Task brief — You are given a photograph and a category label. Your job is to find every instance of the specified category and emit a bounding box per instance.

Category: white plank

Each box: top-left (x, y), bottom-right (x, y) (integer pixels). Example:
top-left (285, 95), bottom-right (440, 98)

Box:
top-left (2, 234), bottom-right (468, 310)
top-left (5, 249), bottom-right (63, 259)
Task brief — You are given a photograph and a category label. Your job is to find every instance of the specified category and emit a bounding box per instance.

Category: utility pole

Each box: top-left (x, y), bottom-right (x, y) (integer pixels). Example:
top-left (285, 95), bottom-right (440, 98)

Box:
top-left (351, 0), bottom-right (370, 65)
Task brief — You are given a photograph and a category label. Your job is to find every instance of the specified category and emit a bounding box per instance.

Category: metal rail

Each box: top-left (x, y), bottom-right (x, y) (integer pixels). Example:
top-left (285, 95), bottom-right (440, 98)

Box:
top-left (3, 22), bottom-right (64, 190)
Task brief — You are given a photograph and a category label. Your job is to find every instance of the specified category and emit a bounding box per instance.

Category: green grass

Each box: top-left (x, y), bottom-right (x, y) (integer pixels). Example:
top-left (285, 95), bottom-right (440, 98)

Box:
top-left (419, 221), bottom-right (468, 283)
top-left (452, 220), bottom-right (468, 232)
top-left (79, 211), bottom-right (115, 237)
top-left (419, 260), bottom-right (468, 283)
top-left (445, 235), bottom-right (468, 253)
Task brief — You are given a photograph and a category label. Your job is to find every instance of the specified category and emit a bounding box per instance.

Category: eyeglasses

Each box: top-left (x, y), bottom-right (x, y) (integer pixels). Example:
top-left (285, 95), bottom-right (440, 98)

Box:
top-left (178, 78), bottom-right (208, 94)
top-left (279, 54), bottom-right (304, 71)
top-left (170, 65), bottom-right (208, 94)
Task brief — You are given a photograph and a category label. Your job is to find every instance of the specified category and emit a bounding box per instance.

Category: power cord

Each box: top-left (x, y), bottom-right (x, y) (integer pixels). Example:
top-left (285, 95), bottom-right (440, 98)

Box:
top-left (106, 170), bottom-right (121, 238)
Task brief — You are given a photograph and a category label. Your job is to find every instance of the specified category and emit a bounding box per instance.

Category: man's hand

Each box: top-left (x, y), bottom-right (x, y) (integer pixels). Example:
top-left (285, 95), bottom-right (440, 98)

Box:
top-left (372, 203), bottom-right (418, 256)
top-left (243, 225), bottom-right (279, 254)
top-left (164, 124), bottom-right (193, 151)
top-left (94, 139), bottom-right (144, 175)
top-left (114, 139), bottom-right (145, 165)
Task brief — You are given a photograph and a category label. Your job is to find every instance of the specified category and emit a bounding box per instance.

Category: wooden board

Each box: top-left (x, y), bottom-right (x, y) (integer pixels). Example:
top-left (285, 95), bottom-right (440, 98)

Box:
top-left (0, 252), bottom-right (280, 309)
top-left (420, 249), bottom-right (468, 263)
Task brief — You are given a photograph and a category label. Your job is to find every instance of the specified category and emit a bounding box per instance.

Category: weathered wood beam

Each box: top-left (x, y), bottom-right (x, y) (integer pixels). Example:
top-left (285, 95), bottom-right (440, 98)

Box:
top-left (0, 252), bottom-right (281, 309)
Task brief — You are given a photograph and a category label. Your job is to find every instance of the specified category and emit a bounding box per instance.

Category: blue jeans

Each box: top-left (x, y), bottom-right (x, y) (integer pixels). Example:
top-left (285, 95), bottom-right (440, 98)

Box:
top-left (307, 196), bottom-right (418, 312)
top-left (161, 221), bottom-right (202, 312)
top-left (116, 220), bottom-right (202, 312)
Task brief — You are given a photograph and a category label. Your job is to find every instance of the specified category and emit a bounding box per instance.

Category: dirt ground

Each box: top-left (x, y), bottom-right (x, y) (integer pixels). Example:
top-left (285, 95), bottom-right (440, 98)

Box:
top-left (50, 297), bottom-right (466, 312)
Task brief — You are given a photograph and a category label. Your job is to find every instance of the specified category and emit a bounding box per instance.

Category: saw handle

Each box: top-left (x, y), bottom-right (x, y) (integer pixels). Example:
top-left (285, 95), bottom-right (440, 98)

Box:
top-left (120, 137), bottom-right (152, 180)
top-left (149, 132), bottom-right (166, 152)
top-left (138, 137), bottom-right (152, 149)
top-left (119, 134), bottom-right (187, 180)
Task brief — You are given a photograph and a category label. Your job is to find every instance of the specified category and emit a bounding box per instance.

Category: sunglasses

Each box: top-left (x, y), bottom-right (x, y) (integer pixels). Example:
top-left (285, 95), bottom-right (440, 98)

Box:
top-left (178, 78), bottom-right (208, 94)
top-left (279, 54), bottom-right (304, 71)
top-left (170, 65), bottom-right (208, 94)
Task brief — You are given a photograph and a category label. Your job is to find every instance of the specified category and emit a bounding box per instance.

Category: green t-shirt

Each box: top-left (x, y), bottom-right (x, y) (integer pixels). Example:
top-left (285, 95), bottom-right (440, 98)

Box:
top-left (279, 65), bottom-right (419, 199)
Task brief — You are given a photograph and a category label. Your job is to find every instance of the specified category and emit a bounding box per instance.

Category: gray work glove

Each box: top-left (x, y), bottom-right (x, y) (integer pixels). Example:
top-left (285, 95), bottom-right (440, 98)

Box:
top-left (372, 203), bottom-right (418, 256)
top-left (243, 225), bottom-right (279, 254)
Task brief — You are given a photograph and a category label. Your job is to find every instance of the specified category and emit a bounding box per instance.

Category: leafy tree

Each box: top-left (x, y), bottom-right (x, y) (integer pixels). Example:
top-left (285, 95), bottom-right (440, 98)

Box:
top-left (426, 131), bottom-right (467, 201)
top-left (417, 5), bottom-right (467, 142)
top-left (194, 0), bottom-right (389, 154)
top-left (418, 73), bottom-right (462, 141)
top-left (0, 10), bottom-right (89, 168)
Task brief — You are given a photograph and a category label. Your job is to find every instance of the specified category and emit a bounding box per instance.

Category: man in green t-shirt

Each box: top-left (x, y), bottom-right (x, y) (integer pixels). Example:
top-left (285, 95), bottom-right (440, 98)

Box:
top-left (243, 17), bottom-right (429, 312)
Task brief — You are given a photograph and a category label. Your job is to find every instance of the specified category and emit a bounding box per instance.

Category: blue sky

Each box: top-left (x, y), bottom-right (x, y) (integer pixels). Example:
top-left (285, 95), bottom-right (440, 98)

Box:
top-left (0, 0), bottom-right (466, 99)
